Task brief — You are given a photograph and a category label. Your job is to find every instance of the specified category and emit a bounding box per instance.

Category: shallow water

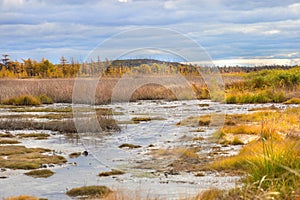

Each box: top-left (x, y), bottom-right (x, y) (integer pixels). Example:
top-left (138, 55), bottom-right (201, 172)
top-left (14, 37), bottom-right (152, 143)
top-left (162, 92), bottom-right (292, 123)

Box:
top-left (0, 100), bottom-right (293, 199)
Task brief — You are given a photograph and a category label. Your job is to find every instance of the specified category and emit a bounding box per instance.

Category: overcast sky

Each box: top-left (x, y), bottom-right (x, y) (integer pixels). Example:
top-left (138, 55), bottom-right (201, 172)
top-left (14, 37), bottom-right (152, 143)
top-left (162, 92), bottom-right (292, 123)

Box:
top-left (1, 0), bottom-right (300, 65)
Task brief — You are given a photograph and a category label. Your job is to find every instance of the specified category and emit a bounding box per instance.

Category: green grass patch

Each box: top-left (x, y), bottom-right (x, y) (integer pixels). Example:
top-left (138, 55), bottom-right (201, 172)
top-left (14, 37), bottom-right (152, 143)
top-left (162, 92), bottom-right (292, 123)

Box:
top-left (224, 67), bottom-right (300, 104)
top-left (226, 89), bottom-right (286, 104)
top-left (2, 95), bottom-right (41, 106)
top-left (66, 185), bottom-right (112, 198)
top-left (246, 67), bottom-right (300, 89)
top-left (24, 169), bottom-right (54, 178)
top-left (37, 94), bottom-right (53, 104)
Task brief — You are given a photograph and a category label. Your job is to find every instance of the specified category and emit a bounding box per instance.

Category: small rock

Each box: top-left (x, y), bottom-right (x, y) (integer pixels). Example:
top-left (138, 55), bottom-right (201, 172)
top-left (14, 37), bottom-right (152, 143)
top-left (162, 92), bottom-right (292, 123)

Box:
top-left (69, 162), bottom-right (77, 166)
top-left (82, 150), bottom-right (88, 156)
top-left (40, 164), bottom-right (48, 168)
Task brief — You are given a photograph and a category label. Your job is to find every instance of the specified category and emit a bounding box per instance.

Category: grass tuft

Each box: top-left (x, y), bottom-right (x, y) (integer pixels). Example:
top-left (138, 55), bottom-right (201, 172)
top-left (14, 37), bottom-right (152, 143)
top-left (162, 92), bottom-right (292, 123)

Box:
top-left (69, 152), bottom-right (82, 158)
top-left (119, 143), bottom-right (142, 149)
top-left (66, 185), bottom-right (112, 198)
top-left (0, 145), bottom-right (66, 170)
top-left (0, 139), bottom-right (20, 144)
top-left (24, 169), bottom-right (54, 178)
top-left (98, 169), bottom-right (125, 177)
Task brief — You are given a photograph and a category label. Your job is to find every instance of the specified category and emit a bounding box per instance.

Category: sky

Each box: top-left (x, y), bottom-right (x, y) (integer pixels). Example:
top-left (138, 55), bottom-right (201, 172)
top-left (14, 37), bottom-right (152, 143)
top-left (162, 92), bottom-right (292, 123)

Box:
top-left (0, 0), bottom-right (300, 66)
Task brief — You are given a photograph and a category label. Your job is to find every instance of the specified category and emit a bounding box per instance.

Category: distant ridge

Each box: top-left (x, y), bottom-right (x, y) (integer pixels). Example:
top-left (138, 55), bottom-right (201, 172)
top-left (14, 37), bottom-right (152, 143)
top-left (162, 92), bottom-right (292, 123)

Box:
top-left (110, 58), bottom-right (185, 67)
top-left (109, 58), bottom-right (298, 73)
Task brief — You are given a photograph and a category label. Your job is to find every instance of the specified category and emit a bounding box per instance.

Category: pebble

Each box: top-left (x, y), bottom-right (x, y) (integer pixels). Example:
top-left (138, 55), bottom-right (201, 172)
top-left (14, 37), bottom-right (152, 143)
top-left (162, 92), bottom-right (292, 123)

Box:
top-left (82, 150), bottom-right (88, 156)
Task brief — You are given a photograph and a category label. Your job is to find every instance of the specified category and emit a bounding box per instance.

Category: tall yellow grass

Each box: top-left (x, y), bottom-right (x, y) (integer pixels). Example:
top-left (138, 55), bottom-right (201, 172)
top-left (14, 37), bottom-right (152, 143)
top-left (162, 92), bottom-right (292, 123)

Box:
top-left (0, 77), bottom-right (207, 104)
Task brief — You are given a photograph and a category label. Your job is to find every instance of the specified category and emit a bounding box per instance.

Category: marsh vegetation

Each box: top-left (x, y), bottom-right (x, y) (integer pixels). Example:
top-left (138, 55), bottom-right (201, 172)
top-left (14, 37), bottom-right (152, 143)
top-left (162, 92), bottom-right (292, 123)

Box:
top-left (0, 63), bottom-right (300, 199)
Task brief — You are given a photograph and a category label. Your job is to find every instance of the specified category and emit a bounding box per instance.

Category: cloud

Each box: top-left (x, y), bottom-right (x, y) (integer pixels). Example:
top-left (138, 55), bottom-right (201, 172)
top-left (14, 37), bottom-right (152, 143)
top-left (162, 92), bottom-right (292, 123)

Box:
top-left (118, 0), bottom-right (132, 3)
top-left (0, 0), bottom-right (299, 64)
top-left (212, 58), bottom-right (300, 66)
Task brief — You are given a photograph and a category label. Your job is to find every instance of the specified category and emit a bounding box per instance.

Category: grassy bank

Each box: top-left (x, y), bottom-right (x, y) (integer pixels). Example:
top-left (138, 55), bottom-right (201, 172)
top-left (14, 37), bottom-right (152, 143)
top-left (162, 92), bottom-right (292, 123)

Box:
top-left (200, 107), bottom-right (300, 199)
top-left (175, 105), bottom-right (300, 199)
top-left (226, 67), bottom-right (300, 104)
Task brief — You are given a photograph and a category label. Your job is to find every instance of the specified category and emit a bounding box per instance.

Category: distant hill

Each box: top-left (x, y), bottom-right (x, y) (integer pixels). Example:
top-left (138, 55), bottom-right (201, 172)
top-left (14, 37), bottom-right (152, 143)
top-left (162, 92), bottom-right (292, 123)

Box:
top-left (109, 58), bottom-right (297, 74)
top-left (110, 58), bottom-right (185, 67)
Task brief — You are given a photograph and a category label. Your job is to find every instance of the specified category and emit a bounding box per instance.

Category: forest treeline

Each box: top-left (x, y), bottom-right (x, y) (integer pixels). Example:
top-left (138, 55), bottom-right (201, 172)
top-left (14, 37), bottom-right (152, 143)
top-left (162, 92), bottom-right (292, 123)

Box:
top-left (0, 54), bottom-right (298, 78)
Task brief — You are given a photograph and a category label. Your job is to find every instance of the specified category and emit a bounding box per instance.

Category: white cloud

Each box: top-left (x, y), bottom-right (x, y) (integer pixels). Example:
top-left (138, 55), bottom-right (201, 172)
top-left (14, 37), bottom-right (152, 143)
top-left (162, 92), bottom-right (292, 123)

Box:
top-left (2, 0), bottom-right (25, 7)
top-left (263, 29), bottom-right (281, 35)
top-left (213, 58), bottom-right (300, 66)
top-left (0, 0), bottom-right (299, 63)
top-left (288, 3), bottom-right (300, 13)
top-left (118, 0), bottom-right (132, 3)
